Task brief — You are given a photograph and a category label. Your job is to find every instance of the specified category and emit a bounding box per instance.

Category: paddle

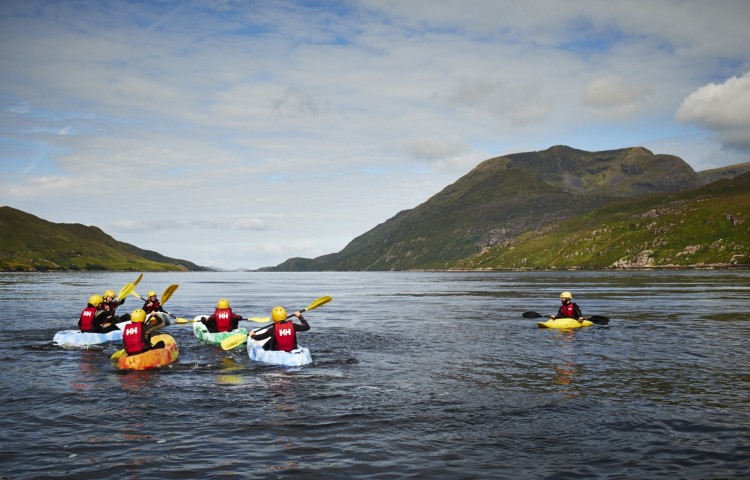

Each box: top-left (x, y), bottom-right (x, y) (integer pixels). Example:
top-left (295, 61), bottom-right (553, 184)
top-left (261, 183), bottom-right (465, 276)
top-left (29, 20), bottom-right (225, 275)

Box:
top-left (522, 310), bottom-right (609, 325)
top-left (110, 348), bottom-right (127, 359)
top-left (129, 284), bottom-right (190, 322)
top-left (220, 295), bottom-right (333, 351)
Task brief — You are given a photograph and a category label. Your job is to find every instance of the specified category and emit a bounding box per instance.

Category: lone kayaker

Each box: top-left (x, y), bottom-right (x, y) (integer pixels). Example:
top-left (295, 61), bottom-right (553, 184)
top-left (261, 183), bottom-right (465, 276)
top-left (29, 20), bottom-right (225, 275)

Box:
top-left (122, 309), bottom-right (166, 355)
top-left (201, 298), bottom-right (243, 333)
top-left (550, 291), bottom-right (584, 322)
top-left (250, 306), bottom-right (310, 352)
top-left (79, 294), bottom-right (119, 333)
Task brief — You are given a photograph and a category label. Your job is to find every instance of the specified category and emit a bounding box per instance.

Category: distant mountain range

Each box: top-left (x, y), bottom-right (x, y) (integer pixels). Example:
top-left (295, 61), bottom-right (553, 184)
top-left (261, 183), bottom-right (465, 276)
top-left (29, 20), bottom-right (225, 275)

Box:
top-left (265, 145), bottom-right (750, 270)
top-left (0, 206), bottom-right (210, 272)
top-left (3, 145), bottom-right (748, 272)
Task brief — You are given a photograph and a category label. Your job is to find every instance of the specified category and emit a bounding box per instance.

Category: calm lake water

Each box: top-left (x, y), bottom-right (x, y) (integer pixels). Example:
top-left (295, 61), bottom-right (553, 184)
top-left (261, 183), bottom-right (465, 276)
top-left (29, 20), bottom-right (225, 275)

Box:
top-left (1, 270), bottom-right (748, 479)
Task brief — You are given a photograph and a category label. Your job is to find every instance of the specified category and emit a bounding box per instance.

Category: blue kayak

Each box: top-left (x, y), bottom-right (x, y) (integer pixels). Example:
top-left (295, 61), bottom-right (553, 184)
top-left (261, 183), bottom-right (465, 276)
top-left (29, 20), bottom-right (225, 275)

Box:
top-left (53, 321), bottom-right (127, 348)
top-left (247, 337), bottom-right (312, 367)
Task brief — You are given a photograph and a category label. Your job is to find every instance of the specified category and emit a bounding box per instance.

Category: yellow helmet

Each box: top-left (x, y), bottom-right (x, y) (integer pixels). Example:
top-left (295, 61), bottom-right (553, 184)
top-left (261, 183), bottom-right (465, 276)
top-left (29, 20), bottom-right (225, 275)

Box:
top-left (560, 291), bottom-right (573, 300)
top-left (103, 289), bottom-right (115, 299)
top-left (271, 306), bottom-right (287, 322)
top-left (88, 294), bottom-right (104, 306)
top-left (131, 309), bottom-right (147, 323)
top-left (148, 290), bottom-right (157, 298)
top-left (217, 298), bottom-right (230, 309)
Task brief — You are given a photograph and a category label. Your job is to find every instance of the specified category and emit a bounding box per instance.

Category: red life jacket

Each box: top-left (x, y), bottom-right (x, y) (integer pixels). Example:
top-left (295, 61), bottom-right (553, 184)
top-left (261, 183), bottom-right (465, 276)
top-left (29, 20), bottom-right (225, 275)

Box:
top-left (273, 321), bottom-right (296, 351)
top-left (123, 322), bottom-right (148, 354)
top-left (145, 300), bottom-right (161, 313)
top-left (214, 308), bottom-right (234, 332)
top-left (560, 302), bottom-right (577, 318)
top-left (104, 300), bottom-right (118, 314)
top-left (80, 307), bottom-right (97, 332)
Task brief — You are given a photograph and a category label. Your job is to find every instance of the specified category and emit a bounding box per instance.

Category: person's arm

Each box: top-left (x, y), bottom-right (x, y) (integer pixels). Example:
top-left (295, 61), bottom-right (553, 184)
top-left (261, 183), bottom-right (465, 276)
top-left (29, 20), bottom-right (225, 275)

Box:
top-left (574, 304), bottom-right (584, 321)
top-left (94, 310), bottom-right (109, 326)
top-left (293, 313), bottom-right (310, 332)
top-left (251, 327), bottom-right (273, 340)
top-left (144, 315), bottom-right (166, 337)
top-left (550, 306), bottom-right (563, 320)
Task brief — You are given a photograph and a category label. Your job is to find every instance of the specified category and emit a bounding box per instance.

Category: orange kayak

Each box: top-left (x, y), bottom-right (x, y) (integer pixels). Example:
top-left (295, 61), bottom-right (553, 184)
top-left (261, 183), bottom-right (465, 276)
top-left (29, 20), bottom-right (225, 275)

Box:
top-left (116, 334), bottom-right (178, 370)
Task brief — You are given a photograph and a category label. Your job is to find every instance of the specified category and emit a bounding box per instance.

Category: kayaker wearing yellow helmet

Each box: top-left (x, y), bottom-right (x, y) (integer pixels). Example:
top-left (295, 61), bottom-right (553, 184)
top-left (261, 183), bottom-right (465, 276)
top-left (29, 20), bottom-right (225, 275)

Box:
top-left (78, 294), bottom-right (119, 333)
top-left (122, 308), bottom-right (166, 355)
top-left (141, 290), bottom-right (166, 315)
top-left (550, 291), bottom-right (584, 322)
top-left (250, 306), bottom-right (310, 352)
top-left (201, 298), bottom-right (243, 333)
top-left (102, 289), bottom-right (130, 323)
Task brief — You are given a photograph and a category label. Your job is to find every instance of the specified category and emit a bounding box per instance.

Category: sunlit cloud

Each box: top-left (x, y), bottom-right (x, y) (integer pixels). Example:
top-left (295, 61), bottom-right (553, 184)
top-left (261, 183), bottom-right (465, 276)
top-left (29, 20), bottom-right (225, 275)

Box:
top-left (675, 71), bottom-right (750, 150)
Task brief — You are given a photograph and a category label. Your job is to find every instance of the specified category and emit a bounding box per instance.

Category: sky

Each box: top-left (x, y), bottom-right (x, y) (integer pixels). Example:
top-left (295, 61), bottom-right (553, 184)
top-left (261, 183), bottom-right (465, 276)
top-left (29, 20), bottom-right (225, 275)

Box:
top-left (2, 0), bottom-right (749, 270)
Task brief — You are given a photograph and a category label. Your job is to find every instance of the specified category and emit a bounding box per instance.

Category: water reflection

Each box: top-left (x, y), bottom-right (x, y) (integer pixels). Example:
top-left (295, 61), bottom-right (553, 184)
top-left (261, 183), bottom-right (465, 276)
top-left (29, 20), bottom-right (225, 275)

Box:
top-left (550, 331), bottom-right (581, 398)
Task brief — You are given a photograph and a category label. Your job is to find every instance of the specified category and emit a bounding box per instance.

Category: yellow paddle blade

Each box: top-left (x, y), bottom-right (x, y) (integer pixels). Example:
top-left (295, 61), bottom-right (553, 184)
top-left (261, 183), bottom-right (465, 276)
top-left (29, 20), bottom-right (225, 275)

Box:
top-left (246, 316), bottom-right (271, 323)
top-left (110, 349), bottom-right (127, 359)
top-left (130, 289), bottom-right (145, 301)
top-left (116, 282), bottom-right (135, 302)
top-left (221, 333), bottom-right (248, 350)
top-left (174, 317), bottom-right (191, 324)
top-left (161, 284), bottom-right (179, 305)
top-left (132, 273), bottom-right (143, 287)
top-left (304, 295), bottom-right (332, 312)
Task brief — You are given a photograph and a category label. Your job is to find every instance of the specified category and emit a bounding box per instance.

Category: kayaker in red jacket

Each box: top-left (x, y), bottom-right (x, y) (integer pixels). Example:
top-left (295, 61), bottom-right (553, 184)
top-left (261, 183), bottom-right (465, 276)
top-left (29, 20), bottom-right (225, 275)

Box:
top-left (122, 309), bottom-right (166, 355)
top-left (102, 289), bottom-right (129, 323)
top-left (201, 298), bottom-right (243, 333)
top-left (250, 306), bottom-right (310, 351)
top-left (550, 291), bottom-right (584, 322)
top-left (142, 290), bottom-right (165, 314)
top-left (79, 294), bottom-right (119, 333)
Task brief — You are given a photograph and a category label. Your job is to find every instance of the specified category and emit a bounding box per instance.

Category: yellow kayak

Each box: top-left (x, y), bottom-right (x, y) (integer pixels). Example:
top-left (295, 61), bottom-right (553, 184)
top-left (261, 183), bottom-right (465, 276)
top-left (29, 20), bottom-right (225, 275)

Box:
top-left (537, 318), bottom-right (593, 329)
top-left (117, 334), bottom-right (179, 370)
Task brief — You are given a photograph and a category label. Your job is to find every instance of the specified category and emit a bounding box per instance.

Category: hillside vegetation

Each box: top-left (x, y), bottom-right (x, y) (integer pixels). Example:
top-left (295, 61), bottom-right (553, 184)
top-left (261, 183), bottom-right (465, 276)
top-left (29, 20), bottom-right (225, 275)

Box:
top-left (0, 206), bottom-right (209, 272)
top-left (454, 173), bottom-right (750, 269)
top-left (268, 145), bottom-right (724, 271)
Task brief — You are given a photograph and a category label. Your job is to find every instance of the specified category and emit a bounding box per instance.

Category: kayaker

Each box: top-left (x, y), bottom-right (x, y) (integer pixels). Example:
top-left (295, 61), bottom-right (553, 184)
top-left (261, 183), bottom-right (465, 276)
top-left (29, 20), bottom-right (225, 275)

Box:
top-left (102, 289), bottom-right (129, 323)
top-left (550, 291), bottom-right (584, 322)
top-left (250, 306), bottom-right (310, 352)
top-left (122, 308), bottom-right (166, 355)
top-left (78, 294), bottom-right (119, 333)
top-left (142, 290), bottom-right (165, 315)
top-left (201, 298), bottom-right (243, 333)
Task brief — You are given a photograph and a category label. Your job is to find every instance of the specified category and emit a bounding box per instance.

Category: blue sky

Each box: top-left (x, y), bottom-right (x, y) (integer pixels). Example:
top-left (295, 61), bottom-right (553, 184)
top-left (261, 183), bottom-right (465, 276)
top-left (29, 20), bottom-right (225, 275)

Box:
top-left (2, 0), bottom-right (749, 270)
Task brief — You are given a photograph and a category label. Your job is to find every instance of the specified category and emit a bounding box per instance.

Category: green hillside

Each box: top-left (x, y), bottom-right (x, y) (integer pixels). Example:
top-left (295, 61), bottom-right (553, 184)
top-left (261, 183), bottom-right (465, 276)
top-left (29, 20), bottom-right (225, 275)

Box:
top-left (268, 146), bottom-right (705, 271)
top-left (453, 173), bottom-right (750, 269)
top-left (0, 206), bottom-right (210, 272)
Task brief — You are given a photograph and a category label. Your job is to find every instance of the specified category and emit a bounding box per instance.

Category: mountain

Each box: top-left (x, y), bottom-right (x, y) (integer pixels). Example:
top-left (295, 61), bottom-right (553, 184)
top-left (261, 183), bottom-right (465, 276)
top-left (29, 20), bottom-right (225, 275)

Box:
top-left (0, 206), bottom-right (211, 271)
top-left (697, 162), bottom-right (750, 185)
top-left (267, 146), bottom-right (709, 271)
top-left (454, 172), bottom-right (750, 269)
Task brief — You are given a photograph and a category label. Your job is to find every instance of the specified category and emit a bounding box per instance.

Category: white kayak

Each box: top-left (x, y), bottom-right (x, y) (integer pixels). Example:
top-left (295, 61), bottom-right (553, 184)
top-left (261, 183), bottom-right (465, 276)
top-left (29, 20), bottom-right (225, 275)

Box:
top-left (53, 321), bottom-right (129, 348)
top-left (247, 336), bottom-right (312, 367)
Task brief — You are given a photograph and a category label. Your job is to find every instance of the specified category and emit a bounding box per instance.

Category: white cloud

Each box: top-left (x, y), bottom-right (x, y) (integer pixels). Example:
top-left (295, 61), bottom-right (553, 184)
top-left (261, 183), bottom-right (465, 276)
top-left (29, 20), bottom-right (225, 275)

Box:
top-left (2, 0), bottom-right (750, 269)
top-left (675, 72), bottom-right (750, 150)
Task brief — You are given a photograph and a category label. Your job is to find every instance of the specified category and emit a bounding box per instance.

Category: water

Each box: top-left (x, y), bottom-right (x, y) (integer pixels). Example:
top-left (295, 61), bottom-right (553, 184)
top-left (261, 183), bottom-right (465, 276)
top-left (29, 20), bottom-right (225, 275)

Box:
top-left (1, 270), bottom-right (748, 479)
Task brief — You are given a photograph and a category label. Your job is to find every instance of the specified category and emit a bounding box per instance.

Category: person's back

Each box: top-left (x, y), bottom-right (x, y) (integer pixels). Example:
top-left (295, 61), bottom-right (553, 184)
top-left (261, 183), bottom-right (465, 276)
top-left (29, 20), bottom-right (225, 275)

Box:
top-left (251, 306), bottom-right (310, 351)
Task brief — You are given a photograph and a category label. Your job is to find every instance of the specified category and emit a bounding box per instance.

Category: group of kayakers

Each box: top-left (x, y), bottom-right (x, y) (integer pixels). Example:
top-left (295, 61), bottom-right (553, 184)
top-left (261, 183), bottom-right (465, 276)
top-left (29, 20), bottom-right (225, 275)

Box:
top-left (78, 289), bottom-right (309, 357)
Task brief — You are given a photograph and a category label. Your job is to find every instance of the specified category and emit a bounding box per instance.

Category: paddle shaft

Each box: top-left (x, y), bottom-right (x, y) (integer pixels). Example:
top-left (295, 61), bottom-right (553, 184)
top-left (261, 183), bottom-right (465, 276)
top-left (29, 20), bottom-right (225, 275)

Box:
top-left (522, 310), bottom-right (609, 325)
